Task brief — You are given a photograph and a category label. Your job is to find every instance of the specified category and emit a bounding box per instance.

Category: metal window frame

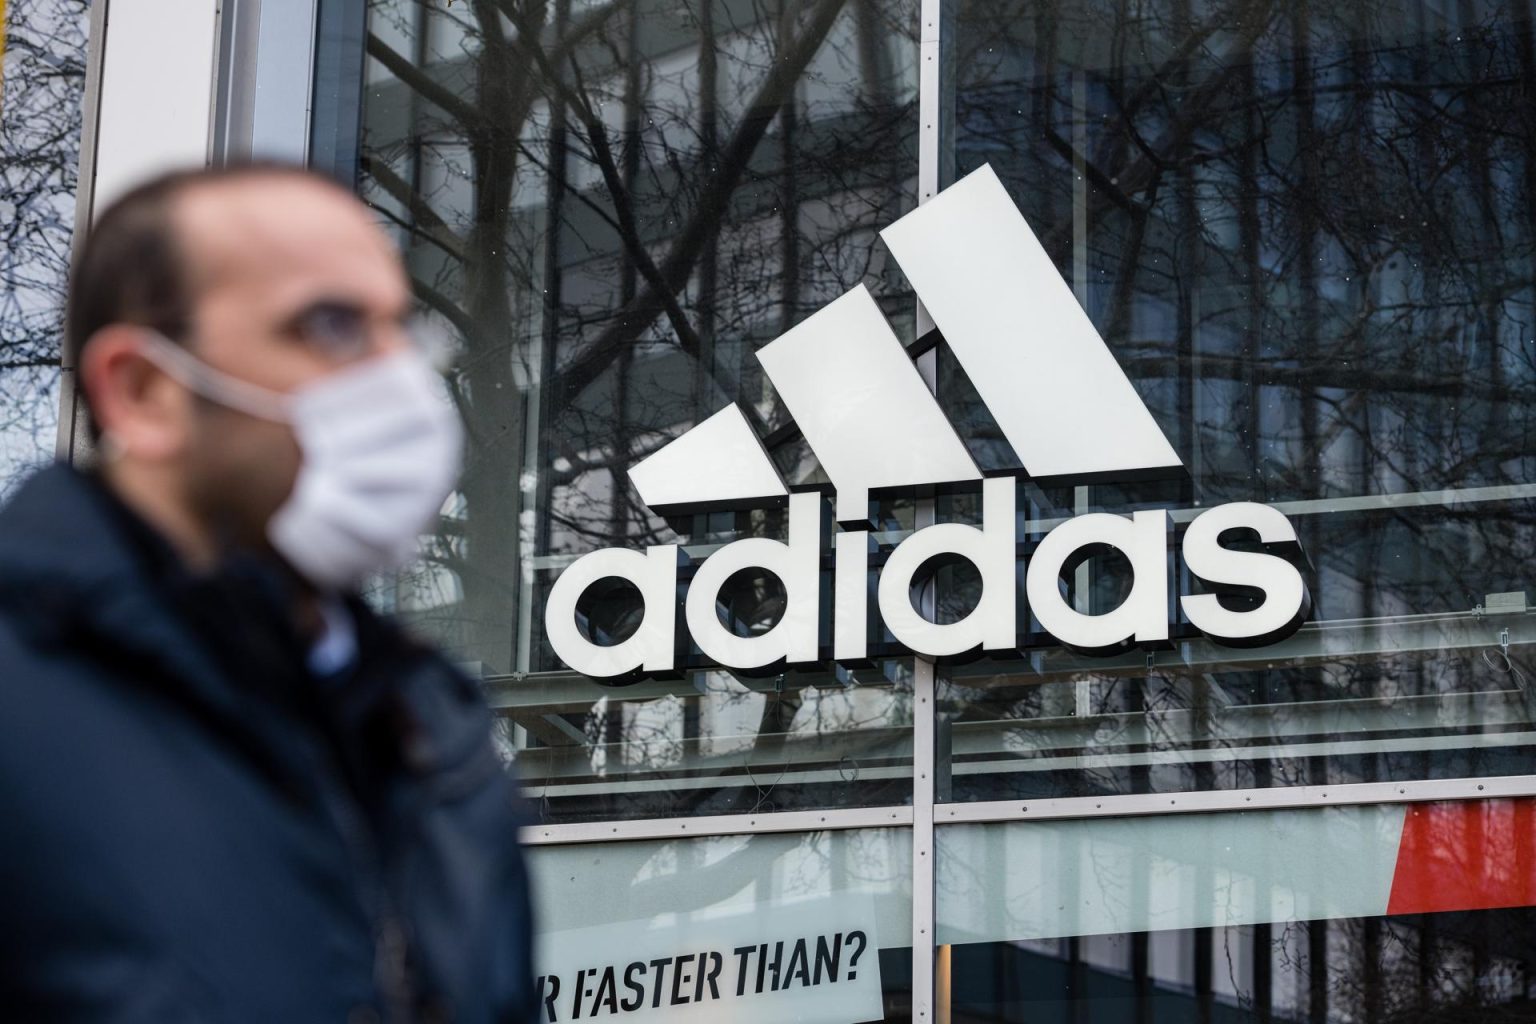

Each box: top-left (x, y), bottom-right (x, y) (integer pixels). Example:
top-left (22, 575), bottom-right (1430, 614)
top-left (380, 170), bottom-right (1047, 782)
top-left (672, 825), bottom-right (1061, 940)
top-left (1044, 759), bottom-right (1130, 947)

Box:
top-left (54, 0), bottom-right (112, 465)
top-left (212, 0), bottom-right (321, 164)
top-left (912, 8), bottom-right (945, 1021)
top-left (522, 773), bottom-right (1536, 843)
top-left (938, 773), bottom-right (1536, 823)
top-left (523, 805), bottom-right (916, 846)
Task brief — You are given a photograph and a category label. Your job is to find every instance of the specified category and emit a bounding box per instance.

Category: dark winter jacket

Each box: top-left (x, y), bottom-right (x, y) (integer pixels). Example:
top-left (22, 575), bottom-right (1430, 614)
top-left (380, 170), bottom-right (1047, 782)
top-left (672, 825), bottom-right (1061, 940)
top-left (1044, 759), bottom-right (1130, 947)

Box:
top-left (0, 465), bottom-right (535, 1023)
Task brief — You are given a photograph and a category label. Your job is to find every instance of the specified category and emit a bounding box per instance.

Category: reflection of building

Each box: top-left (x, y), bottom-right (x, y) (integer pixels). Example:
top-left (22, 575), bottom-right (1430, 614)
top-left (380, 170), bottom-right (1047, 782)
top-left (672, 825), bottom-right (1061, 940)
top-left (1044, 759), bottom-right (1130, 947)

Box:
top-left (64, 0), bottom-right (1536, 1020)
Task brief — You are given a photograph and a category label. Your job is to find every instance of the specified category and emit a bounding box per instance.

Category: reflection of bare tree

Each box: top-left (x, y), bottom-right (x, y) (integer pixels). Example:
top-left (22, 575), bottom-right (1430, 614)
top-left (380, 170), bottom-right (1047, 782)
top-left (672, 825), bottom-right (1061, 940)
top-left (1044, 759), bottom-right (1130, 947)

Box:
top-left (359, 0), bottom-right (1536, 819)
top-left (955, 907), bottom-right (1536, 1020)
top-left (953, 0), bottom-right (1536, 512)
top-left (363, 0), bottom-right (915, 655)
top-left (359, 0), bottom-right (919, 819)
top-left (937, 0), bottom-right (1536, 802)
top-left (0, 0), bottom-right (87, 494)
top-left (943, 642), bottom-right (1536, 804)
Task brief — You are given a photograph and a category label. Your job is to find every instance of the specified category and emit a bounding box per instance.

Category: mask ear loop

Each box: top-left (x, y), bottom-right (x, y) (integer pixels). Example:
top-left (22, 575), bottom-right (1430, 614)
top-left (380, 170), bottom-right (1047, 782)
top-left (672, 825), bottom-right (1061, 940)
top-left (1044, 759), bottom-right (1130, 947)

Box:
top-left (137, 331), bottom-right (296, 423)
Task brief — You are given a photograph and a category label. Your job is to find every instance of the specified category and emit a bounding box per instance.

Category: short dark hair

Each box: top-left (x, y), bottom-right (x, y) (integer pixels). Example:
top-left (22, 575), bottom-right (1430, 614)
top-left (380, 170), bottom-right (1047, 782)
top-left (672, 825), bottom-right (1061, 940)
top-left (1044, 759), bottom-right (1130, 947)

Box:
top-left (64, 161), bottom-right (345, 369)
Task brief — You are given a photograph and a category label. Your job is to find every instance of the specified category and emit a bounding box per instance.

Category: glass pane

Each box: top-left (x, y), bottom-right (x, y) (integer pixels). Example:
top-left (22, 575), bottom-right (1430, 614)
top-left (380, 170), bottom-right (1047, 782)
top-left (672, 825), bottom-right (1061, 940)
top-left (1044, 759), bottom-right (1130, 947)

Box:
top-left (350, 0), bottom-right (922, 820)
top-left (940, 0), bottom-right (1536, 799)
top-left (529, 828), bottom-right (913, 1023)
top-left (498, 659), bottom-right (915, 822)
top-left (938, 799), bottom-right (1536, 1022)
top-left (943, 498), bottom-right (1536, 802)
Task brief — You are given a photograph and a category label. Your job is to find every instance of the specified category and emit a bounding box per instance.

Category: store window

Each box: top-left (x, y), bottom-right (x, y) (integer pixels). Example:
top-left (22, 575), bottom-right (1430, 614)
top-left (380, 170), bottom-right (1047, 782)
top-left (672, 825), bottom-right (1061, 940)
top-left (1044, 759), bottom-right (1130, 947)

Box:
top-left (938, 0), bottom-right (1536, 801)
top-left (350, 0), bottom-right (921, 822)
top-left (311, 1), bottom-right (1536, 1020)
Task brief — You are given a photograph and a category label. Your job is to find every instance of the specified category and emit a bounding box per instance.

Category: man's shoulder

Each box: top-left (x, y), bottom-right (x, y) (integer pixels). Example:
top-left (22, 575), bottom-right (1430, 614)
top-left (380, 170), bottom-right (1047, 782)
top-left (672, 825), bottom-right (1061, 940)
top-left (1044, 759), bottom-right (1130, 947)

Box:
top-left (0, 611), bottom-right (153, 780)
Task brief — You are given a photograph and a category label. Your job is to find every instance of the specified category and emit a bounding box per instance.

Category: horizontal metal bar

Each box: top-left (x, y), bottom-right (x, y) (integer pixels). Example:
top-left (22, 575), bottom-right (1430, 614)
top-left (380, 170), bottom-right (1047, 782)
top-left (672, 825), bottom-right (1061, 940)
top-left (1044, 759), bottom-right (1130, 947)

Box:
top-left (515, 722), bottom-right (911, 781)
top-left (1266, 481), bottom-right (1536, 519)
top-left (521, 804), bottom-right (914, 846)
top-left (521, 727), bottom-right (1536, 798)
top-left (937, 773), bottom-right (1536, 825)
top-left (486, 672), bottom-right (742, 711)
top-left (941, 605), bottom-right (1533, 684)
top-left (949, 683), bottom-right (1528, 754)
top-left (522, 762), bottom-right (909, 799)
top-left (484, 662), bottom-right (905, 711)
top-left (1017, 481), bottom-right (1536, 534)
top-left (951, 728), bottom-right (1536, 777)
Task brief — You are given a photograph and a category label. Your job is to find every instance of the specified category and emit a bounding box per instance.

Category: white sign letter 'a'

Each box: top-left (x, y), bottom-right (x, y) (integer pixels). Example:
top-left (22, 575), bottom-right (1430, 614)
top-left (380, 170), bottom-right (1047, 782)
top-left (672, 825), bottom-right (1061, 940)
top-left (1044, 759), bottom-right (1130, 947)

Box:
top-left (685, 492), bottom-right (823, 669)
top-left (1026, 510), bottom-right (1172, 654)
top-left (544, 546), bottom-right (679, 678)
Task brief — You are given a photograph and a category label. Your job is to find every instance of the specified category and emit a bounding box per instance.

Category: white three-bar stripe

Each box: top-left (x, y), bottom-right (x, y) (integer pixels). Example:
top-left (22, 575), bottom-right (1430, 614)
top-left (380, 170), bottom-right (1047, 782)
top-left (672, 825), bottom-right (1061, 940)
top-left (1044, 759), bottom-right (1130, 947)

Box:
top-left (755, 285), bottom-right (979, 524)
top-left (881, 163), bottom-right (1182, 483)
top-left (628, 404), bottom-right (787, 513)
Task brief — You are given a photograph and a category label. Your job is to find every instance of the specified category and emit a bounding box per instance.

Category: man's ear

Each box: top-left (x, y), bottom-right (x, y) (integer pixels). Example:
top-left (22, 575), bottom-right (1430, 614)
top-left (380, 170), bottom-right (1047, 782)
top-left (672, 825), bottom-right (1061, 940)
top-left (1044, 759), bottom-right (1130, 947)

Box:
top-left (79, 326), bottom-right (193, 461)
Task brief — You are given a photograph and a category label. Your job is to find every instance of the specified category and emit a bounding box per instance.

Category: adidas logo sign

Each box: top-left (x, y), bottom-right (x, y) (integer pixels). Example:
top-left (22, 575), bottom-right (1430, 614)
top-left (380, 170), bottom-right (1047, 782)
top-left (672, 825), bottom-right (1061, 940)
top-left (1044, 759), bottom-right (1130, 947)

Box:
top-left (546, 165), bottom-right (1312, 681)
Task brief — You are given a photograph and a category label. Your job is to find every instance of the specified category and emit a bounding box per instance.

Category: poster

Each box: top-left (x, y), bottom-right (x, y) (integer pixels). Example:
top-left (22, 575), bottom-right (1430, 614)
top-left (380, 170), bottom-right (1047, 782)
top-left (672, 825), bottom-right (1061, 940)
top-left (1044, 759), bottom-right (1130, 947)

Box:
top-left (534, 891), bottom-right (884, 1024)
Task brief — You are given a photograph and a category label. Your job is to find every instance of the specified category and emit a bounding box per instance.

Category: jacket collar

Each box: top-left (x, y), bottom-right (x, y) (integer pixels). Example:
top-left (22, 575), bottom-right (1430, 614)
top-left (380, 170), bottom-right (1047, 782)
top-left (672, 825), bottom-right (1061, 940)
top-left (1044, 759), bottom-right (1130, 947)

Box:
top-left (0, 466), bottom-right (341, 795)
top-left (0, 464), bottom-right (489, 788)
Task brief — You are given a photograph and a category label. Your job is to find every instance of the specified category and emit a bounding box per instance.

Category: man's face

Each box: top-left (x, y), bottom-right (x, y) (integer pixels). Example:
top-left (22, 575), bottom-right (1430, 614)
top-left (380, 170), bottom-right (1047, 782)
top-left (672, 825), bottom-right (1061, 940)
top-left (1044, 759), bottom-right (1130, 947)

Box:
top-left (170, 177), bottom-right (413, 550)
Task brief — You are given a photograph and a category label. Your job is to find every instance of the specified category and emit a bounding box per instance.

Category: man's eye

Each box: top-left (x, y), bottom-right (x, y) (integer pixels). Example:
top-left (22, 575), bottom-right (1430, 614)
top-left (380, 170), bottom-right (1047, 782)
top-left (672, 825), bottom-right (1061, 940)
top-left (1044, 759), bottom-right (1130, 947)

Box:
top-left (295, 305), bottom-right (369, 356)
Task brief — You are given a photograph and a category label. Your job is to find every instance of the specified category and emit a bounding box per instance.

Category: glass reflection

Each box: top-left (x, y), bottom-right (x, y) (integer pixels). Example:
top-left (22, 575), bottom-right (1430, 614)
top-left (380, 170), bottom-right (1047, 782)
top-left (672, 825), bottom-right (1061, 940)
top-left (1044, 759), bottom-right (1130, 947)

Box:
top-left (356, 0), bottom-right (920, 820)
top-left (941, 0), bottom-right (1536, 797)
top-left (941, 800), bottom-right (1536, 1022)
top-left (947, 912), bottom-right (1536, 1024)
top-left (498, 660), bottom-right (914, 821)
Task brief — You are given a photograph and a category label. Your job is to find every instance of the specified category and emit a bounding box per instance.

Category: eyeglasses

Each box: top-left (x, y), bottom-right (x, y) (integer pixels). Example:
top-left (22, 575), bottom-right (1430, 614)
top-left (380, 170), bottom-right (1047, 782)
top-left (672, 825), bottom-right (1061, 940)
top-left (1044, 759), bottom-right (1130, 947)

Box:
top-left (284, 302), bottom-right (455, 371)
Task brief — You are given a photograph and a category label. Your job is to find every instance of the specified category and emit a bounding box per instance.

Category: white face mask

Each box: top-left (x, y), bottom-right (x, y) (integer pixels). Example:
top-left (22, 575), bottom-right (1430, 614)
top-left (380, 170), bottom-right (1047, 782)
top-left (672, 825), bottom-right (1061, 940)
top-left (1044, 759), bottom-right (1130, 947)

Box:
top-left (139, 335), bottom-right (464, 591)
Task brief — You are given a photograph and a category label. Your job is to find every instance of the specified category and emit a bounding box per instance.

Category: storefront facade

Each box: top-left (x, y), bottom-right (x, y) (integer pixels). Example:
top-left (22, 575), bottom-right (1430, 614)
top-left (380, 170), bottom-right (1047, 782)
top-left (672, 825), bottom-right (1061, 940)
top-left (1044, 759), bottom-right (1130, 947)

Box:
top-left (71, 0), bottom-right (1536, 1020)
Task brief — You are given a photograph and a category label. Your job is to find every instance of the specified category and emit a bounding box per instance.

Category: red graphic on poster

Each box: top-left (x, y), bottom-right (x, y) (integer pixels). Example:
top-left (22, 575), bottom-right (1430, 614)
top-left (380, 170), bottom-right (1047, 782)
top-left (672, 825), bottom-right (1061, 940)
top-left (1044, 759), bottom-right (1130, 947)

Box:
top-left (1388, 799), bottom-right (1536, 916)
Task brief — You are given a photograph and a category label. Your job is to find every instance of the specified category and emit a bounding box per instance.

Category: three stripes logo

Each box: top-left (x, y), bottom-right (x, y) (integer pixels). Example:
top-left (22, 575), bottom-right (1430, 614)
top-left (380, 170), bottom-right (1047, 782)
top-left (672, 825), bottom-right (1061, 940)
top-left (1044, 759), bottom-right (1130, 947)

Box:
top-left (546, 165), bottom-right (1311, 681)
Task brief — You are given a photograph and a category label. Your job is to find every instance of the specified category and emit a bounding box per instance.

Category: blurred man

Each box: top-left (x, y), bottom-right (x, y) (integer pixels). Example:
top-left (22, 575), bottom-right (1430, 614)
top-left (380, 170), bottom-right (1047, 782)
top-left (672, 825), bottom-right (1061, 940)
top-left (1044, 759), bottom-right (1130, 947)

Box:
top-left (0, 164), bottom-right (535, 1023)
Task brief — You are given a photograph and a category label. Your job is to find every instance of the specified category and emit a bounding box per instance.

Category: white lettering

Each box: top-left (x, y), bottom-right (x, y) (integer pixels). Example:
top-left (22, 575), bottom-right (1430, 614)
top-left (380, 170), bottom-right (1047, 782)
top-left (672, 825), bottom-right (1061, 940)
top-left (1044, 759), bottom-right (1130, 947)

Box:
top-left (1025, 510), bottom-right (1171, 654)
top-left (1180, 502), bottom-right (1311, 647)
top-left (876, 478), bottom-right (1017, 658)
top-left (683, 492), bottom-right (823, 670)
top-left (543, 499), bottom-right (1311, 679)
top-left (544, 546), bottom-right (679, 679)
